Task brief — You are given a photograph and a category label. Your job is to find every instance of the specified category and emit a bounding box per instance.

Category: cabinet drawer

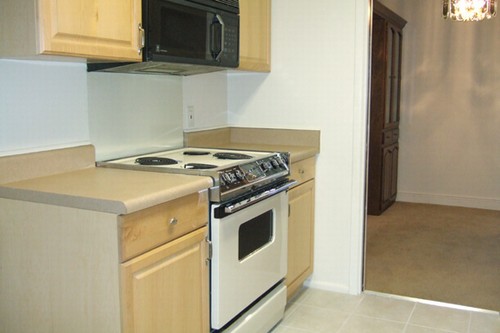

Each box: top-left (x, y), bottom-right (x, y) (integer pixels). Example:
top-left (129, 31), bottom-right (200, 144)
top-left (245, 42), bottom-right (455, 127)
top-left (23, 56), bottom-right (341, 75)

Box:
top-left (290, 157), bottom-right (316, 187)
top-left (119, 191), bottom-right (209, 262)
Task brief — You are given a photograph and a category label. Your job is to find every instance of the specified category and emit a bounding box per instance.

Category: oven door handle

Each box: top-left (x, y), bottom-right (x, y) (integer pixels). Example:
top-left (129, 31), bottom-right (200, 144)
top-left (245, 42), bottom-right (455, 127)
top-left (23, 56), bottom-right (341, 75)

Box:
top-left (224, 180), bottom-right (297, 214)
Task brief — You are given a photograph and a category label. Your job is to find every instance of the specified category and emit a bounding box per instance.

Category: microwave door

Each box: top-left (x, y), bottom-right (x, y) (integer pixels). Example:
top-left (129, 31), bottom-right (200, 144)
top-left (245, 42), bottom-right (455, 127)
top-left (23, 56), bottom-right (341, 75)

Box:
top-left (210, 14), bottom-right (224, 61)
top-left (152, 1), bottom-right (212, 62)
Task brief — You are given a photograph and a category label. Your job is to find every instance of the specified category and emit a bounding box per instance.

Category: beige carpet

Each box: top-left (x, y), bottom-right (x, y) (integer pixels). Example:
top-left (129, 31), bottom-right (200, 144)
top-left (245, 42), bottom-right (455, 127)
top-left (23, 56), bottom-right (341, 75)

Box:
top-left (365, 202), bottom-right (500, 311)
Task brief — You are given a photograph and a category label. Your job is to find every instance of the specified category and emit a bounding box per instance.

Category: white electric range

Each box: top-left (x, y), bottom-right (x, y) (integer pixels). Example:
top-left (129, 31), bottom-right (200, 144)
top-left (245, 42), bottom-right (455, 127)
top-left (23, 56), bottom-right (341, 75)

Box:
top-left (98, 147), bottom-right (294, 332)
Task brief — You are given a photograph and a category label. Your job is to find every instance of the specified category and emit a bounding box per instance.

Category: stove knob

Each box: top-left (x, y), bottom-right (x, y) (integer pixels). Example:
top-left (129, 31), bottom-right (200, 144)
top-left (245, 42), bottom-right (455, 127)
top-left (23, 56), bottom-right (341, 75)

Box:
top-left (221, 172), bottom-right (232, 183)
top-left (235, 169), bottom-right (245, 180)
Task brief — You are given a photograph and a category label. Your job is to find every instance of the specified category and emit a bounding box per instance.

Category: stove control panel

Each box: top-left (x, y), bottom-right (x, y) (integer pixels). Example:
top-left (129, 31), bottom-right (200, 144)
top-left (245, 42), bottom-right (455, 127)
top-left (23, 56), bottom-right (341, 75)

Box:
top-left (218, 153), bottom-right (290, 193)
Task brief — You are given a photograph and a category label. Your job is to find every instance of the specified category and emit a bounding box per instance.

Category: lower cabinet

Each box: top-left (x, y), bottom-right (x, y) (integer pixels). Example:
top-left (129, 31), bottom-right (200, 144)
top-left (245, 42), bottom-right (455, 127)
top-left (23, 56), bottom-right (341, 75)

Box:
top-left (0, 190), bottom-right (209, 333)
top-left (121, 227), bottom-right (209, 333)
top-left (286, 157), bottom-right (316, 300)
top-left (119, 191), bottom-right (210, 333)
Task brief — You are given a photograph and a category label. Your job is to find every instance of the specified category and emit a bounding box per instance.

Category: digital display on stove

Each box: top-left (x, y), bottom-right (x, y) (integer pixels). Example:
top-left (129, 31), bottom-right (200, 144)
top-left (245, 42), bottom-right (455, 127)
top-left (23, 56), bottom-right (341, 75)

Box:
top-left (240, 163), bottom-right (265, 180)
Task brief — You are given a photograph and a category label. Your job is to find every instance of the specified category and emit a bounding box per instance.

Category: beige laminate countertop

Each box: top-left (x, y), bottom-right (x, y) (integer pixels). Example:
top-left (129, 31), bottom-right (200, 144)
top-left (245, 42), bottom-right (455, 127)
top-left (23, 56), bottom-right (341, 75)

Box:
top-left (184, 127), bottom-right (320, 163)
top-left (0, 167), bottom-right (212, 215)
top-left (0, 136), bottom-right (318, 216)
top-left (205, 143), bottom-right (318, 163)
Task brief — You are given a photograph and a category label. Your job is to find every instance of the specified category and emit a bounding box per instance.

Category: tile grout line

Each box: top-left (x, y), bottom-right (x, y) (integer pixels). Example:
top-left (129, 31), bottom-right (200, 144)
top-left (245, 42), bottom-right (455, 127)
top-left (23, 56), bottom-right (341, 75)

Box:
top-left (402, 301), bottom-right (417, 333)
top-left (334, 292), bottom-right (367, 333)
top-left (402, 300), bottom-right (473, 333)
top-left (466, 311), bottom-right (472, 333)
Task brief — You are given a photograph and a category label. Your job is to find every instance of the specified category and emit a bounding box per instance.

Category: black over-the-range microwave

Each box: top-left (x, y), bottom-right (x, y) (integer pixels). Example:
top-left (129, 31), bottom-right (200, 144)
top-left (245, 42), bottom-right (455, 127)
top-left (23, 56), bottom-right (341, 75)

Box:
top-left (88, 0), bottom-right (240, 75)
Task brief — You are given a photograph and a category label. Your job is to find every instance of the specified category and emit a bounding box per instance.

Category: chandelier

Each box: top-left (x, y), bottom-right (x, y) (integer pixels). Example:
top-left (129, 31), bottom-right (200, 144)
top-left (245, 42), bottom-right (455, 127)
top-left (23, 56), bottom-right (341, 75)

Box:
top-left (443, 0), bottom-right (497, 21)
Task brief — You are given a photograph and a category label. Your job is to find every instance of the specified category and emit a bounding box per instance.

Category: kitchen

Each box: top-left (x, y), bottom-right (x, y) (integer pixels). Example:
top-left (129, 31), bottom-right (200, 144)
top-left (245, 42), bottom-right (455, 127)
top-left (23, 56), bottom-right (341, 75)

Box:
top-left (0, 0), bottom-right (364, 331)
top-left (1, 0), bottom-right (499, 332)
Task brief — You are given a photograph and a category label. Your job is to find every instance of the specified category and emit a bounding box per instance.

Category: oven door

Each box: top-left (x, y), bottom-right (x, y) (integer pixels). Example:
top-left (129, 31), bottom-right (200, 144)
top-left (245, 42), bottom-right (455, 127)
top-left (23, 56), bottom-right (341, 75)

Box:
top-left (210, 190), bottom-right (288, 330)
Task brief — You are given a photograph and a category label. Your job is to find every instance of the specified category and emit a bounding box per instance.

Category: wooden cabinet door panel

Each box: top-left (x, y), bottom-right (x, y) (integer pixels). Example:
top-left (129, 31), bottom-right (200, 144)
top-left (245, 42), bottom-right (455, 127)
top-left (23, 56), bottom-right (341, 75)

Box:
top-left (386, 24), bottom-right (402, 125)
top-left (286, 180), bottom-right (315, 299)
top-left (239, 0), bottom-right (271, 72)
top-left (121, 227), bottom-right (209, 333)
top-left (38, 0), bottom-right (142, 61)
top-left (391, 144), bottom-right (399, 199)
top-left (382, 144), bottom-right (398, 207)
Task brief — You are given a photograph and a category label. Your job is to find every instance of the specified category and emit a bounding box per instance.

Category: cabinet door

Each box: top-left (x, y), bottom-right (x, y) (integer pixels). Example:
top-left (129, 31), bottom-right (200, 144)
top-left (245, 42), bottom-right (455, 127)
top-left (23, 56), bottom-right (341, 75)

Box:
top-left (382, 144), bottom-right (398, 206)
top-left (384, 23), bottom-right (403, 126)
top-left (38, 0), bottom-right (142, 61)
top-left (239, 0), bottom-right (271, 72)
top-left (121, 227), bottom-right (209, 333)
top-left (286, 180), bottom-right (315, 300)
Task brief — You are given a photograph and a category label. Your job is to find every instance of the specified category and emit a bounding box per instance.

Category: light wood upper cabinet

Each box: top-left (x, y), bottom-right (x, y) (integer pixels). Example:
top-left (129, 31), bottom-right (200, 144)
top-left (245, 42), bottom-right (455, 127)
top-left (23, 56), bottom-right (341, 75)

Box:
top-left (238, 0), bottom-right (271, 72)
top-left (1, 0), bottom-right (142, 61)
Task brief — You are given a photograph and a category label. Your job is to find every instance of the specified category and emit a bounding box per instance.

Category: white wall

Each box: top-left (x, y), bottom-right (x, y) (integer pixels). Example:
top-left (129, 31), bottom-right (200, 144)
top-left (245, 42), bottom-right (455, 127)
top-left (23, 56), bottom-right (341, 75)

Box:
top-left (0, 60), bottom-right (186, 161)
top-left (226, 0), bottom-right (371, 294)
top-left (0, 60), bottom-right (89, 156)
top-left (379, 0), bottom-right (500, 210)
top-left (88, 73), bottom-right (184, 161)
top-left (182, 71), bottom-right (228, 131)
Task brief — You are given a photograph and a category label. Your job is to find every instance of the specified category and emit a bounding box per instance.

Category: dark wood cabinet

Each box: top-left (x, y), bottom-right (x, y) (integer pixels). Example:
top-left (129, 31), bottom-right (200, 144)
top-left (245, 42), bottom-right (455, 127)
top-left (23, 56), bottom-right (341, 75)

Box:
top-left (368, 1), bottom-right (406, 215)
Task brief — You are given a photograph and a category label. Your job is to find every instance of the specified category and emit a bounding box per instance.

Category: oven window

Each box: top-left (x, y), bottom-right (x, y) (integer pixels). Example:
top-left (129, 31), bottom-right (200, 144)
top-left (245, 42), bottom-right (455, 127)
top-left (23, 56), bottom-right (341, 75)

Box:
top-left (238, 210), bottom-right (273, 261)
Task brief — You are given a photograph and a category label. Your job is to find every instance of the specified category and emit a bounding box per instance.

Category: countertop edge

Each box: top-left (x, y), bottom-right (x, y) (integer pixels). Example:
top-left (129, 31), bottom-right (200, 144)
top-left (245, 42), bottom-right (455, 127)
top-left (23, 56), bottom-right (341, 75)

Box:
top-left (0, 171), bottom-right (213, 215)
top-left (0, 187), bottom-right (128, 214)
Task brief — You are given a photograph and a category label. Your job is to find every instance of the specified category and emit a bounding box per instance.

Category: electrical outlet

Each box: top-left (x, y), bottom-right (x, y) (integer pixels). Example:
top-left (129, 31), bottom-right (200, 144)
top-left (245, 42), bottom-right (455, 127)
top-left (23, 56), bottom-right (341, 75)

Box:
top-left (187, 105), bottom-right (195, 128)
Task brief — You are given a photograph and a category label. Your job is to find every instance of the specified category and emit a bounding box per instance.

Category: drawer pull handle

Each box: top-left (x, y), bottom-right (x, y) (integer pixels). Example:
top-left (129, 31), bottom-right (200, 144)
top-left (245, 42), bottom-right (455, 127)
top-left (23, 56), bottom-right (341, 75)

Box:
top-left (169, 218), bottom-right (178, 226)
top-left (299, 169), bottom-right (305, 175)
top-left (138, 23), bottom-right (145, 54)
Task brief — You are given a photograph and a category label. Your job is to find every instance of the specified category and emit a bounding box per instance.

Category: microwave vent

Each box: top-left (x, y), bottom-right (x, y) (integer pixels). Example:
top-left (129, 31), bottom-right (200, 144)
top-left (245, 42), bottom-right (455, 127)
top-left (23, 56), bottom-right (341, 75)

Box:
top-left (214, 0), bottom-right (239, 9)
top-left (88, 61), bottom-right (225, 76)
top-left (189, 0), bottom-right (239, 12)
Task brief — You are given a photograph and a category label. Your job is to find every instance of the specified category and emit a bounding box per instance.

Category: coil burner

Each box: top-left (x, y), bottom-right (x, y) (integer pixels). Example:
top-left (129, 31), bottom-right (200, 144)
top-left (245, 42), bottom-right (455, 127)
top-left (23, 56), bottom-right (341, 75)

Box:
top-left (213, 152), bottom-right (253, 160)
top-left (135, 157), bottom-right (178, 165)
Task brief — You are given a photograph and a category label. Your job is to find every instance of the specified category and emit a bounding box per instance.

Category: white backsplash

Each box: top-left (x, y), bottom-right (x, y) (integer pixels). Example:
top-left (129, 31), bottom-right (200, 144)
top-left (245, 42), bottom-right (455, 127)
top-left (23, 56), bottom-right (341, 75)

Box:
top-left (87, 72), bottom-right (184, 161)
top-left (182, 71), bottom-right (228, 131)
top-left (0, 58), bottom-right (230, 159)
top-left (0, 60), bottom-right (89, 156)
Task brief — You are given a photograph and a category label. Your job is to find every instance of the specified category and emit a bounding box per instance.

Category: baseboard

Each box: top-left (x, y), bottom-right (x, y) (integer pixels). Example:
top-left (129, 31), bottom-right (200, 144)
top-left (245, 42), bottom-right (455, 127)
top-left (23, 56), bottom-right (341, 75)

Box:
top-left (397, 191), bottom-right (500, 211)
top-left (305, 279), bottom-right (351, 294)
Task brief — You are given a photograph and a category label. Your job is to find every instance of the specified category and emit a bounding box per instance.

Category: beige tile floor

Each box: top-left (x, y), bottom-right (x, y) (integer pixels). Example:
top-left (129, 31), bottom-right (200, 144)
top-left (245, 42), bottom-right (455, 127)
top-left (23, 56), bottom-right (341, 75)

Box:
top-left (272, 288), bottom-right (499, 333)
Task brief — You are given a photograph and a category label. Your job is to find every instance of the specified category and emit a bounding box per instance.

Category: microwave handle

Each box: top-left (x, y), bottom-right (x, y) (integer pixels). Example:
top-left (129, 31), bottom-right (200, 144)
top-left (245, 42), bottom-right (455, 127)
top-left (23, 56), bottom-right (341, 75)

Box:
top-left (211, 14), bottom-right (225, 61)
